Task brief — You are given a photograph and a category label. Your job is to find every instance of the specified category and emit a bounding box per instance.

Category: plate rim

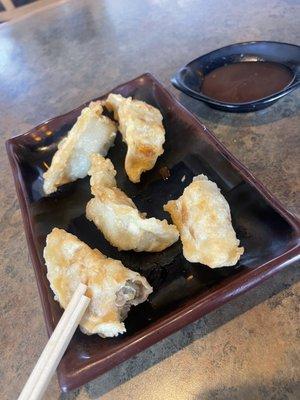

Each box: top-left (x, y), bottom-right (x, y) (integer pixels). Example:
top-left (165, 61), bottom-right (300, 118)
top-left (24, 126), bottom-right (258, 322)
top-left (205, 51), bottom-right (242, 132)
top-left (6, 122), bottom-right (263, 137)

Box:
top-left (6, 72), bottom-right (300, 391)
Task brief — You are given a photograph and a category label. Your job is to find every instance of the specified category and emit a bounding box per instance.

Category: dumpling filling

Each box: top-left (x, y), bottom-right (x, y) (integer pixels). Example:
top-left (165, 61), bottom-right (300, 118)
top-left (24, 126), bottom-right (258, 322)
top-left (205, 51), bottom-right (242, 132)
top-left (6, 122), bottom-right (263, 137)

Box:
top-left (115, 280), bottom-right (144, 320)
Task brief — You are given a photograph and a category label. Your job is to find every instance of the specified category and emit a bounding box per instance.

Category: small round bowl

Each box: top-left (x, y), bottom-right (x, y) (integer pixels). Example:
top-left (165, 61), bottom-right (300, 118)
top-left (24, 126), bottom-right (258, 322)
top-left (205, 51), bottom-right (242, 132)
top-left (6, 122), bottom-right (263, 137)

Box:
top-left (171, 41), bottom-right (300, 112)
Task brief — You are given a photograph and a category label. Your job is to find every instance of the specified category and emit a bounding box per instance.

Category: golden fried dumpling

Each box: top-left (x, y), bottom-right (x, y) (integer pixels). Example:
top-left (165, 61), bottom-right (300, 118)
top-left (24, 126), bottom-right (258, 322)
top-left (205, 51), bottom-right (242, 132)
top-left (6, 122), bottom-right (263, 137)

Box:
top-left (44, 228), bottom-right (152, 338)
top-left (105, 93), bottom-right (165, 183)
top-left (164, 175), bottom-right (244, 268)
top-left (43, 101), bottom-right (117, 195)
top-left (86, 154), bottom-right (179, 252)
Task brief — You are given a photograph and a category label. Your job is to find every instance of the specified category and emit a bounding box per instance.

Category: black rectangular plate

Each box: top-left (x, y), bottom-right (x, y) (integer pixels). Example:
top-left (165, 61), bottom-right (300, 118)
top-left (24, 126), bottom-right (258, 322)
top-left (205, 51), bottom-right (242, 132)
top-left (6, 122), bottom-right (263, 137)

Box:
top-left (6, 73), bottom-right (300, 391)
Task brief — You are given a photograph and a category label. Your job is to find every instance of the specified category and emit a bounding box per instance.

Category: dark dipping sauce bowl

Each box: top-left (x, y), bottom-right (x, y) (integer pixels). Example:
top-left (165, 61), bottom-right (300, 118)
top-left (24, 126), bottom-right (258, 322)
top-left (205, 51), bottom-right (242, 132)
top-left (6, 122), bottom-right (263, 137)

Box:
top-left (171, 41), bottom-right (300, 112)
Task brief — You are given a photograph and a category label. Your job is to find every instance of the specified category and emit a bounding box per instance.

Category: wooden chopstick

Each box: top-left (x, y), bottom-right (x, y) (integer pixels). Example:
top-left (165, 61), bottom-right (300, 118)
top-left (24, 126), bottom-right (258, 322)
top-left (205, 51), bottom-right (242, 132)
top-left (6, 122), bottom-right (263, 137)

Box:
top-left (18, 283), bottom-right (90, 400)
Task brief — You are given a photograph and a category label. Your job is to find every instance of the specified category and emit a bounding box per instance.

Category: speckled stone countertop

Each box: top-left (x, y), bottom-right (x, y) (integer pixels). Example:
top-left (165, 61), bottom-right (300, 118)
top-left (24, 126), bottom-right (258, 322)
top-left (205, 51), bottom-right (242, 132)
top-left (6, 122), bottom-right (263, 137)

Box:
top-left (0, 0), bottom-right (299, 399)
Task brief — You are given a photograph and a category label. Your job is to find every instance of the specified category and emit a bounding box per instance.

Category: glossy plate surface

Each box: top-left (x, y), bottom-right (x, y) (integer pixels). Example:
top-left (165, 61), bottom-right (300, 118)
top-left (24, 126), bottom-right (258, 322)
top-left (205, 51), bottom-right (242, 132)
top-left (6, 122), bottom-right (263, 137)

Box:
top-left (6, 74), bottom-right (300, 391)
top-left (172, 41), bottom-right (300, 112)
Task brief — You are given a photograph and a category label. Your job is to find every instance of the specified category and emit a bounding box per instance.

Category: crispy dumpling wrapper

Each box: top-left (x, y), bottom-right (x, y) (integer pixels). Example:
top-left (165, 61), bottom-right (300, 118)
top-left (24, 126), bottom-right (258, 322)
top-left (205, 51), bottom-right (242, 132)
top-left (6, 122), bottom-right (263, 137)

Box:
top-left (86, 154), bottom-right (179, 252)
top-left (43, 101), bottom-right (116, 195)
top-left (105, 93), bottom-right (165, 183)
top-left (44, 228), bottom-right (152, 337)
top-left (164, 175), bottom-right (244, 268)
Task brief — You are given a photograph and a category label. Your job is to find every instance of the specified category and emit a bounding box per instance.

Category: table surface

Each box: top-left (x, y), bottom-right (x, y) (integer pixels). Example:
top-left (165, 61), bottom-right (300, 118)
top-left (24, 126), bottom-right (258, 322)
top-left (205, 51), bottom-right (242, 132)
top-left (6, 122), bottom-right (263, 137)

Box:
top-left (0, 0), bottom-right (299, 399)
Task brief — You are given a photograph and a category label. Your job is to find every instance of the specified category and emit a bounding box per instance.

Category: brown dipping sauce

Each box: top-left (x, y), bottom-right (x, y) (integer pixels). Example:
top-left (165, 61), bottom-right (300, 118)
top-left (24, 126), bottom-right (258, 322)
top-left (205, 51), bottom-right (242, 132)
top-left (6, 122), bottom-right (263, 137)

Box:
top-left (201, 62), bottom-right (294, 103)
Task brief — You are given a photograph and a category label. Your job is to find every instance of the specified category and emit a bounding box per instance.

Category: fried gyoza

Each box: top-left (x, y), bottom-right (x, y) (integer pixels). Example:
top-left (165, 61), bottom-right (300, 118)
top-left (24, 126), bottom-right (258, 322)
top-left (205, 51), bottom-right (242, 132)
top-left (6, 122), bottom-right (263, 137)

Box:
top-left (86, 154), bottom-right (179, 252)
top-left (105, 94), bottom-right (165, 183)
top-left (43, 102), bottom-right (116, 195)
top-left (164, 175), bottom-right (244, 268)
top-left (44, 228), bottom-right (152, 337)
